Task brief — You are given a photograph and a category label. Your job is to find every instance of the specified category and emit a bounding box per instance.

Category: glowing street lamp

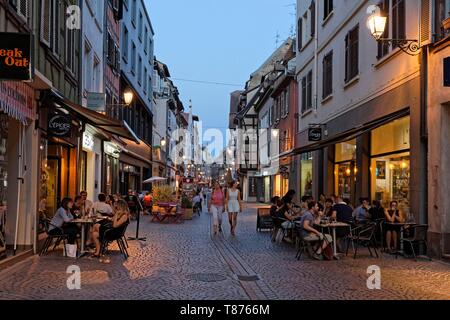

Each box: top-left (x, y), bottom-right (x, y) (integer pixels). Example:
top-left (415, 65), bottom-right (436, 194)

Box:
top-left (123, 91), bottom-right (134, 105)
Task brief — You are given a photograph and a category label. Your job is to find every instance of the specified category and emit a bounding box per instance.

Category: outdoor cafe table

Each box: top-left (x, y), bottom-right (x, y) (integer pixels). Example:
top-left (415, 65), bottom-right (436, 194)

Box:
top-left (69, 217), bottom-right (105, 258)
top-left (384, 222), bottom-right (416, 255)
top-left (314, 222), bottom-right (351, 259)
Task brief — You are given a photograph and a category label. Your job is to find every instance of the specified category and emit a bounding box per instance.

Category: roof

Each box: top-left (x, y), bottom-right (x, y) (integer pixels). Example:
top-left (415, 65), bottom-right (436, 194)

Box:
top-left (154, 58), bottom-right (171, 78)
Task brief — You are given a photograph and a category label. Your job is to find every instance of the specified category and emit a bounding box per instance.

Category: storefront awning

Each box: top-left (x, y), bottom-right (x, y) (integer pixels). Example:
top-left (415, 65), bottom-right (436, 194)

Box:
top-left (290, 108), bottom-right (410, 156)
top-left (45, 90), bottom-right (140, 144)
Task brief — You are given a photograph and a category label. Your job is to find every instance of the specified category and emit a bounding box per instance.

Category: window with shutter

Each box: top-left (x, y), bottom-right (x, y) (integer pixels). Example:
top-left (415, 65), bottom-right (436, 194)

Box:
top-left (297, 17), bottom-right (303, 51)
top-left (324, 0), bottom-right (333, 20)
top-left (377, 0), bottom-right (390, 59)
top-left (310, 1), bottom-right (316, 37)
top-left (345, 25), bottom-right (359, 83)
top-left (420, 0), bottom-right (431, 45)
top-left (322, 51), bottom-right (333, 99)
top-left (392, 0), bottom-right (406, 48)
top-left (41, 0), bottom-right (51, 46)
top-left (306, 71), bottom-right (312, 110)
top-left (301, 77), bottom-right (307, 113)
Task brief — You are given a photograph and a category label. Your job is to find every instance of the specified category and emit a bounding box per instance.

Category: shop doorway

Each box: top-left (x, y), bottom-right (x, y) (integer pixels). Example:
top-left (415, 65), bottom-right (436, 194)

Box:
top-left (335, 160), bottom-right (356, 204)
top-left (45, 157), bottom-right (60, 217)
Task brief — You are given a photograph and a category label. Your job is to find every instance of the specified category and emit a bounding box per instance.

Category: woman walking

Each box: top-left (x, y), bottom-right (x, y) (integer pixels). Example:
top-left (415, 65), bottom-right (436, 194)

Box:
top-left (209, 181), bottom-right (225, 235)
top-left (225, 180), bottom-right (242, 236)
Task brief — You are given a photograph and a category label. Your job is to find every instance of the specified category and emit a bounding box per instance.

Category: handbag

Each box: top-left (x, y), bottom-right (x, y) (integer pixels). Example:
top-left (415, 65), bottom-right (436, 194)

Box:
top-left (65, 244), bottom-right (77, 258)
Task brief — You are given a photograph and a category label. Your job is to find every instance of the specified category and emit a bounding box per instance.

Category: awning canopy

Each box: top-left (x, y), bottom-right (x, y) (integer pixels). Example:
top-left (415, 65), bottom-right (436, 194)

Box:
top-left (290, 108), bottom-right (410, 156)
top-left (44, 89), bottom-right (140, 144)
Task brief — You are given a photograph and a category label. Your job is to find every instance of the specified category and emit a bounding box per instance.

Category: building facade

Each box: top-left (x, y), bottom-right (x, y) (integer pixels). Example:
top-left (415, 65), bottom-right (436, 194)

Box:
top-left (119, 0), bottom-right (155, 194)
top-left (295, 0), bottom-right (425, 218)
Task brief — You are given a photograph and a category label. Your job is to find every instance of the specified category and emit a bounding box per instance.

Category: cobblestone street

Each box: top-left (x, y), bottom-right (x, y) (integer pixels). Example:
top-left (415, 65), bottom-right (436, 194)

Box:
top-left (0, 205), bottom-right (449, 300)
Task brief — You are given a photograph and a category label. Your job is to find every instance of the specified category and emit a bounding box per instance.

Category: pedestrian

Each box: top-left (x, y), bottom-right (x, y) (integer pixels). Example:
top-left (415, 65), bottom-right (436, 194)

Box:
top-left (225, 180), bottom-right (243, 236)
top-left (209, 181), bottom-right (225, 235)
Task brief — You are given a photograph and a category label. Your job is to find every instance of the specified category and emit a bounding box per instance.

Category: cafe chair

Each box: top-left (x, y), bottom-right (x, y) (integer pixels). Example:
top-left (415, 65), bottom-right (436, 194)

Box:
top-left (397, 224), bottom-right (431, 261)
top-left (100, 222), bottom-right (130, 260)
top-left (39, 218), bottom-right (69, 257)
top-left (346, 222), bottom-right (379, 259)
top-left (294, 222), bottom-right (317, 260)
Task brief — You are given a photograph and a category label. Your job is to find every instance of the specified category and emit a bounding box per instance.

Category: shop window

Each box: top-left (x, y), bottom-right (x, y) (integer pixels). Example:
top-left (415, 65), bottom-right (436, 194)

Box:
top-left (0, 114), bottom-right (8, 259)
top-left (335, 139), bottom-right (356, 162)
top-left (248, 177), bottom-right (257, 197)
top-left (371, 116), bottom-right (410, 155)
top-left (371, 116), bottom-right (411, 215)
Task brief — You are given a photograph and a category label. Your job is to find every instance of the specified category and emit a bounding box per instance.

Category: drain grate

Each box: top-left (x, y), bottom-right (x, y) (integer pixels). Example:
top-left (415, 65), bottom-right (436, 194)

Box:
top-left (186, 273), bottom-right (227, 283)
top-left (237, 275), bottom-right (260, 282)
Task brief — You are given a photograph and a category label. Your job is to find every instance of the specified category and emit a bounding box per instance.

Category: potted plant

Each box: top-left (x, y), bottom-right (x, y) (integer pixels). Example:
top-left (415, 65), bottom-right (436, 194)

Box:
top-left (181, 195), bottom-right (193, 220)
top-left (152, 185), bottom-right (174, 213)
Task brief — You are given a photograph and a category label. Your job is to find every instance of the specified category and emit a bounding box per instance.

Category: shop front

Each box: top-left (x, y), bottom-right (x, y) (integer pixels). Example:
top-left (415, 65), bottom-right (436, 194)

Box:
top-left (103, 141), bottom-right (121, 195)
top-left (80, 127), bottom-right (104, 203)
top-left (300, 152), bottom-right (313, 198)
top-left (0, 81), bottom-right (37, 260)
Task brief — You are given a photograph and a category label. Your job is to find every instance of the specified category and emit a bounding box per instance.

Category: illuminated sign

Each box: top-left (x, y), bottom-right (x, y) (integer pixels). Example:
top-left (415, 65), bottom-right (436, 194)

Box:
top-left (0, 32), bottom-right (32, 81)
top-left (48, 114), bottom-right (71, 137)
top-left (83, 132), bottom-right (94, 151)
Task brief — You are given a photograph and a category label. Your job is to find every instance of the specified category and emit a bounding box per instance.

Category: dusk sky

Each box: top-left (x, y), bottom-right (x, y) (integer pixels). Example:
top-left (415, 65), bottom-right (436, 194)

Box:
top-left (146, 0), bottom-right (295, 134)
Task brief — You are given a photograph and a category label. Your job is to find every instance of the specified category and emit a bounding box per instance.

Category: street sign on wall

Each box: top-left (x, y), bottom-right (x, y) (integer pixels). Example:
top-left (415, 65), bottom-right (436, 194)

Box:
top-left (0, 32), bottom-right (32, 81)
top-left (308, 127), bottom-right (323, 142)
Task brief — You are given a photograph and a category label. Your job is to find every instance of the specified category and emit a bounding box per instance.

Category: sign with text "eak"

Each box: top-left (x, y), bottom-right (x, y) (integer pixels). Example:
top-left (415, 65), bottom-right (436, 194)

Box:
top-left (0, 32), bottom-right (32, 81)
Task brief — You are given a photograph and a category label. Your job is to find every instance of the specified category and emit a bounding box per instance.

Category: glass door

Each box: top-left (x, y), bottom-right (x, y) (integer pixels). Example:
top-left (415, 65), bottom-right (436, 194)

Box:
top-left (45, 158), bottom-right (60, 217)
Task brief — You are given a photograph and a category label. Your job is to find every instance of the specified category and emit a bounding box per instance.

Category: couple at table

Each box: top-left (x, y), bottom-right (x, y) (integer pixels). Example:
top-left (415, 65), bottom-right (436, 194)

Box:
top-left (48, 197), bottom-right (129, 260)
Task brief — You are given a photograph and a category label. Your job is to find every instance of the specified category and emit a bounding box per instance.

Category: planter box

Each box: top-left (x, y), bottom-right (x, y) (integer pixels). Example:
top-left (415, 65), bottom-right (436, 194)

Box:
top-left (183, 208), bottom-right (193, 220)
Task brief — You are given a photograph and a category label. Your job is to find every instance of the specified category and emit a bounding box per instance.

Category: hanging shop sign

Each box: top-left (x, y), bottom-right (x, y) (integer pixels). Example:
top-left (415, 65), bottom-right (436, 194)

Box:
top-left (308, 127), bottom-right (323, 142)
top-left (83, 132), bottom-right (94, 151)
top-left (87, 92), bottom-right (106, 112)
top-left (48, 114), bottom-right (72, 137)
top-left (104, 142), bottom-right (121, 158)
top-left (0, 32), bottom-right (33, 81)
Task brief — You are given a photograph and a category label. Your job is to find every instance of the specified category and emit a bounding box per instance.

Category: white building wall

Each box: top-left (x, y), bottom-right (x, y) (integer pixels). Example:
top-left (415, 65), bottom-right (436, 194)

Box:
top-left (296, 0), bottom-right (421, 133)
top-left (81, 0), bottom-right (104, 107)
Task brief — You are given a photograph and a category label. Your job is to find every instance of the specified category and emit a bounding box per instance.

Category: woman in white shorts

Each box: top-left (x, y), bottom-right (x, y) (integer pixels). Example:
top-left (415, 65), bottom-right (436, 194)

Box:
top-left (208, 181), bottom-right (225, 235)
top-left (225, 180), bottom-right (243, 236)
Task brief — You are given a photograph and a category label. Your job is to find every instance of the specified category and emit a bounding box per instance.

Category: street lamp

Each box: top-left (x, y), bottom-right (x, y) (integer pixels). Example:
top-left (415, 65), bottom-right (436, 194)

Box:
top-left (160, 137), bottom-right (167, 147)
top-left (366, 5), bottom-right (420, 56)
top-left (123, 91), bottom-right (134, 105)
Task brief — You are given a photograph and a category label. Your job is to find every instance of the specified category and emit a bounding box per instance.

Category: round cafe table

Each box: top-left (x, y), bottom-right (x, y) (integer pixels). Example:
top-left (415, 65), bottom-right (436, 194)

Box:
top-left (314, 222), bottom-right (351, 259)
top-left (69, 217), bottom-right (106, 258)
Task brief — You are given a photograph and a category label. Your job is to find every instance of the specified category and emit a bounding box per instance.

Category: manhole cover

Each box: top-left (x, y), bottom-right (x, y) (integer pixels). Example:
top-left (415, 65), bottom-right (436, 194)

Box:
top-left (186, 273), bottom-right (227, 283)
top-left (237, 275), bottom-right (260, 282)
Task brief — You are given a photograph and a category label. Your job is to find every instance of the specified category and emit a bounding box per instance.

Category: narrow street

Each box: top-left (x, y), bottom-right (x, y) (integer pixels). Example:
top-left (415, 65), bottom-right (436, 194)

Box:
top-left (1, 204), bottom-right (449, 300)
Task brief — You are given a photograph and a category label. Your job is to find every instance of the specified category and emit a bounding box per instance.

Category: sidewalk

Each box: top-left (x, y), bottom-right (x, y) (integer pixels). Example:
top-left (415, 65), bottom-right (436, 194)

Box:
top-left (0, 205), bottom-right (449, 300)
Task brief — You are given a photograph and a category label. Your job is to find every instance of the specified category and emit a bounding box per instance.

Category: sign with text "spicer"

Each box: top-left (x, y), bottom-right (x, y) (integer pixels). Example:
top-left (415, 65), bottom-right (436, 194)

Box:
top-left (0, 32), bottom-right (32, 81)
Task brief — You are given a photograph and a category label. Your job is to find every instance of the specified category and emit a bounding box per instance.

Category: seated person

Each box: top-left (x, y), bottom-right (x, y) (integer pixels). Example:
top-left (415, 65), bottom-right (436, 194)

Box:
top-left (270, 196), bottom-right (281, 218)
top-left (298, 201), bottom-right (333, 260)
top-left (353, 197), bottom-right (371, 224)
top-left (92, 193), bottom-right (113, 217)
top-left (90, 199), bottom-right (130, 262)
top-left (48, 198), bottom-right (78, 245)
top-left (71, 196), bottom-right (83, 219)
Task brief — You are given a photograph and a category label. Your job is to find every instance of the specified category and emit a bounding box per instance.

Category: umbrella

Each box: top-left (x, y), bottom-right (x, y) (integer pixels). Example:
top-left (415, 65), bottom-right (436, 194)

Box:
top-left (143, 176), bottom-right (168, 184)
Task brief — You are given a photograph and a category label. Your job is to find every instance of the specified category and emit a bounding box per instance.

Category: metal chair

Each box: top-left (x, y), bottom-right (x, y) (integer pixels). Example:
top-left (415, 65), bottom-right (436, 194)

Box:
top-left (346, 222), bottom-right (379, 259)
top-left (100, 222), bottom-right (130, 260)
top-left (294, 222), bottom-right (318, 260)
top-left (397, 224), bottom-right (430, 261)
top-left (39, 218), bottom-right (69, 257)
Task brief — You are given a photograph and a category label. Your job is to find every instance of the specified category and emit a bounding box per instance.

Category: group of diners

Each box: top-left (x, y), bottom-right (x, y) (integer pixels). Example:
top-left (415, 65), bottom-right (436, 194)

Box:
top-left (269, 191), bottom-right (409, 260)
top-left (47, 191), bottom-right (130, 262)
